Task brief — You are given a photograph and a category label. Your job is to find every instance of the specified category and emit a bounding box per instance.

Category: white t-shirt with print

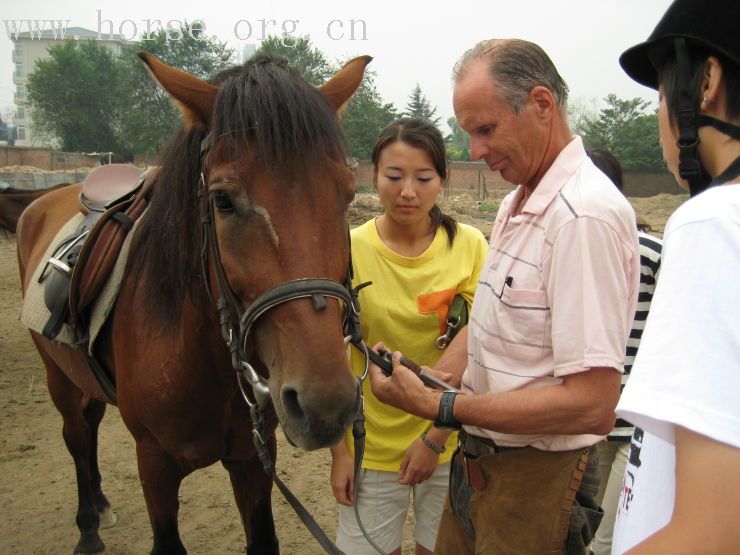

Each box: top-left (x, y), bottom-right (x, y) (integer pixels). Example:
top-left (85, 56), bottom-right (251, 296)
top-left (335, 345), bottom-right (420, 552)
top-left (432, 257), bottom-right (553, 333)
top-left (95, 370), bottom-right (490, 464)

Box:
top-left (612, 183), bottom-right (740, 554)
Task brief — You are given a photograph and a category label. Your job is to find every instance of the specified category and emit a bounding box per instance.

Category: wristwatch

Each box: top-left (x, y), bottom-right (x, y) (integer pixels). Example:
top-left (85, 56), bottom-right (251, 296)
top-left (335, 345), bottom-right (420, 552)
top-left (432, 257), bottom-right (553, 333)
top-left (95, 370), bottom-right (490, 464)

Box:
top-left (434, 390), bottom-right (462, 430)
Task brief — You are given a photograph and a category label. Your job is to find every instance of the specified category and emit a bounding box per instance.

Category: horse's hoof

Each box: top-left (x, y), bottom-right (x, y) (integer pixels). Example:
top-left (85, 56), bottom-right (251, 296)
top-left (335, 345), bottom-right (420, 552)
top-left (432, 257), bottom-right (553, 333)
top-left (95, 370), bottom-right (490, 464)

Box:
top-left (73, 535), bottom-right (105, 554)
top-left (98, 506), bottom-right (117, 529)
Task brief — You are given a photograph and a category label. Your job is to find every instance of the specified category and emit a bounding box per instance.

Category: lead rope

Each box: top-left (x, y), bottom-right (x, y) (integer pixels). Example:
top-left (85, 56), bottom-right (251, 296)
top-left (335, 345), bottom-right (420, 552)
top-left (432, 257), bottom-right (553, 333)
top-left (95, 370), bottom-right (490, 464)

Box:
top-left (343, 277), bottom-right (388, 555)
top-left (349, 340), bottom-right (389, 555)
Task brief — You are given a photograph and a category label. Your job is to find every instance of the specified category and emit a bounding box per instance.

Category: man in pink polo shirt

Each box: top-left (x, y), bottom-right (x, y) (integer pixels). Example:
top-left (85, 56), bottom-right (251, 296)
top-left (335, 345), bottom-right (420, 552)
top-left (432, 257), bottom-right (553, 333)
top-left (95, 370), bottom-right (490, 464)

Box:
top-left (369, 39), bottom-right (639, 554)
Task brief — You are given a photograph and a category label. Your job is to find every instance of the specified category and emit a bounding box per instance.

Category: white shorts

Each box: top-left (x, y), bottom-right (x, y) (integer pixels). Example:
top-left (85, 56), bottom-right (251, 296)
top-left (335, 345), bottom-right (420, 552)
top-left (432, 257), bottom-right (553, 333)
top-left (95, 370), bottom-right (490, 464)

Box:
top-left (336, 462), bottom-right (450, 554)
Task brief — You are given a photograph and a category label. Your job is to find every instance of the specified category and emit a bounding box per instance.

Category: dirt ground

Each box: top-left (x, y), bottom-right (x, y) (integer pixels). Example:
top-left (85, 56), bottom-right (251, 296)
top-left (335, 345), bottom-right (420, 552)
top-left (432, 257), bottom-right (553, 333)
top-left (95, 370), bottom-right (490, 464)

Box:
top-left (0, 190), bottom-right (685, 554)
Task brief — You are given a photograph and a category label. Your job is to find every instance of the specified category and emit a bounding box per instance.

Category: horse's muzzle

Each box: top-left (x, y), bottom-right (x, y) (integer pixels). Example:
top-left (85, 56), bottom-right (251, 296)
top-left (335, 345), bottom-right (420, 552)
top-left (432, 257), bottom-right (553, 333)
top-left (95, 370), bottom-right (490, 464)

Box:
top-left (277, 375), bottom-right (360, 450)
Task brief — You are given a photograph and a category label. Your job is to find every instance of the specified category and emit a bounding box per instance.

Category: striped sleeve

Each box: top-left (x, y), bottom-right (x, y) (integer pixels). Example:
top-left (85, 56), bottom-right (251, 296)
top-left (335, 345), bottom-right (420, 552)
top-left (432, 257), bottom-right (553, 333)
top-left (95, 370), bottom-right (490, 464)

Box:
top-left (609, 231), bottom-right (663, 440)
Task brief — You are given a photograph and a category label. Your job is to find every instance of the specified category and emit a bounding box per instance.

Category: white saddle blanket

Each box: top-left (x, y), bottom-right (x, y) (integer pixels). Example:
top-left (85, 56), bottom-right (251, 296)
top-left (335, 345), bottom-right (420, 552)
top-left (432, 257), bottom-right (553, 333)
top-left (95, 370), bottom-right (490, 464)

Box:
top-left (19, 211), bottom-right (143, 352)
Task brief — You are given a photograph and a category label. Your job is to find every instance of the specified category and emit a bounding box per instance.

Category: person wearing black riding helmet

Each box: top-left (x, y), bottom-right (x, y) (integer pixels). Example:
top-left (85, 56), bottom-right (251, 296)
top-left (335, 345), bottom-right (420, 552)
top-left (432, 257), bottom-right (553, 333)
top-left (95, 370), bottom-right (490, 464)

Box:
top-left (612, 0), bottom-right (740, 553)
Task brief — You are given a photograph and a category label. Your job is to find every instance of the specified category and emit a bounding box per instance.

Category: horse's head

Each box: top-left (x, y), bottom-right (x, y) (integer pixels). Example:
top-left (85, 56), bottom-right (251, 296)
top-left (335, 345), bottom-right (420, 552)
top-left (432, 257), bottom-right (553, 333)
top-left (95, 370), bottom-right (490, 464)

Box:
top-left (139, 52), bottom-right (370, 450)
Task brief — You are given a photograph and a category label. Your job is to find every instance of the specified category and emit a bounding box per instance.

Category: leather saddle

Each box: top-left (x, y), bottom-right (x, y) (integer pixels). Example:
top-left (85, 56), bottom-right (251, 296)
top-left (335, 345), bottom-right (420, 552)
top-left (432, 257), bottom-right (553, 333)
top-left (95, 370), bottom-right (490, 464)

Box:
top-left (40, 164), bottom-right (153, 342)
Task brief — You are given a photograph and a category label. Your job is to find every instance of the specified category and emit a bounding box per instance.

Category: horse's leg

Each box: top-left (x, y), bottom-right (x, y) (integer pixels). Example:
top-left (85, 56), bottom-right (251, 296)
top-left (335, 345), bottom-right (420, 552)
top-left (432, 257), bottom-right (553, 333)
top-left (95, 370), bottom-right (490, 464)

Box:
top-left (222, 435), bottom-right (279, 555)
top-left (83, 399), bottom-right (117, 528)
top-left (37, 342), bottom-right (105, 554)
top-left (135, 436), bottom-right (187, 554)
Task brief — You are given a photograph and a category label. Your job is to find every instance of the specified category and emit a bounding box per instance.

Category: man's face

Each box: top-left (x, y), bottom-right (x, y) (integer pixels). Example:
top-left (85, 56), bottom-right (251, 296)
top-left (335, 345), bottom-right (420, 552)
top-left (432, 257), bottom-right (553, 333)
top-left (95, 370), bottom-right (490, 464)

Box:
top-left (453, 60), bottom-right (546, 187)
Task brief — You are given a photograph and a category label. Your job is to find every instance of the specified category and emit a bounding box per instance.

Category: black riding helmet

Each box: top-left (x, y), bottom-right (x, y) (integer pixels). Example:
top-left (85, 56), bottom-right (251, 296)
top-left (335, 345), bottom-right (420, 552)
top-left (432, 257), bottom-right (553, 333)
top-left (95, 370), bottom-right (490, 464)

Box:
top-left (619, 0), bottom-right (740, 197)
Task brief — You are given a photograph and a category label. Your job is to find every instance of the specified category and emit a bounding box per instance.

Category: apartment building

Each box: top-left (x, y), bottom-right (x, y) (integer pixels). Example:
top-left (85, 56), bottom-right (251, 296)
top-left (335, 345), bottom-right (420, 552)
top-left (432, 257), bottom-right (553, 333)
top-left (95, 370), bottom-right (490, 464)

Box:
top-left (11, 26), bottom-right (127, 146)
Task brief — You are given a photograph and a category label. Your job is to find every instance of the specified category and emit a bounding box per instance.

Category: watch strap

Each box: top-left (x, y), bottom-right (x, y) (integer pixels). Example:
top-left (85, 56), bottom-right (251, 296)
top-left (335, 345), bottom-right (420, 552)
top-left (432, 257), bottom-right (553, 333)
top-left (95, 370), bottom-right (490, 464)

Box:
top-left (434, 390), bottom-right (462, 430)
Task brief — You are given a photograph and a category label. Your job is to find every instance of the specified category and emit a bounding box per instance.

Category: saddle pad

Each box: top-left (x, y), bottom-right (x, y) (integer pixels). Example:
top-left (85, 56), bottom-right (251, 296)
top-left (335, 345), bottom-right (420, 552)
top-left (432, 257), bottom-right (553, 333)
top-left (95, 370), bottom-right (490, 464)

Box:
top-left (19, 210), bottom-right (145, 353)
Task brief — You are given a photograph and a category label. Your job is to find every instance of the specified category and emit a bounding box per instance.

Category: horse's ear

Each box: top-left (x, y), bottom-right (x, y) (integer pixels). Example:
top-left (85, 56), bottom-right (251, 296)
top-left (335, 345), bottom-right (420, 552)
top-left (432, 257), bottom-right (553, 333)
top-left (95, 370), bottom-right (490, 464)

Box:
top-left (137, 51), bottom-right (218, 128)
top-left (318, 55), bottom-right (372, 113)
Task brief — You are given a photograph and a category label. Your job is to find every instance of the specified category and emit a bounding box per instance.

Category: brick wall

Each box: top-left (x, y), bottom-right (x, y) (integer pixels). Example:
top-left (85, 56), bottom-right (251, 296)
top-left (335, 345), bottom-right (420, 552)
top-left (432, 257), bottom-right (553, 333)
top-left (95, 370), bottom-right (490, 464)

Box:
top-left (0, 146), bottom-right (101, 170)
top-left (132, 153), bottom-right (159, 167)
top-left (623, 171), bottom-right (683, 197)
top-left (1, 146), bottom-right (681, 197)
top-left (356, 160), bottom-right (680, 197)
top-left (356, 161), bottom-right (511, 194)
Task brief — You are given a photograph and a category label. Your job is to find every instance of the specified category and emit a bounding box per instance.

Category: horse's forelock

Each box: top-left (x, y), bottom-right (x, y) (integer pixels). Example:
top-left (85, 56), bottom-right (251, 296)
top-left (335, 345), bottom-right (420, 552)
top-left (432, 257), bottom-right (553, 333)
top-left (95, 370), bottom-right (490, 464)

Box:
top-left (212, 56), bottom-right (347, 180)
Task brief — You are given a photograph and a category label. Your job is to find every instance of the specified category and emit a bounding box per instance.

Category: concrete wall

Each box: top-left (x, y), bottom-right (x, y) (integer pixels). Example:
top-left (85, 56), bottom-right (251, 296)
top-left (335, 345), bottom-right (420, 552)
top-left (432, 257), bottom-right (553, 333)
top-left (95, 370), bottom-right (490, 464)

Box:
top-left (0, 146), bottom-right (101, 170)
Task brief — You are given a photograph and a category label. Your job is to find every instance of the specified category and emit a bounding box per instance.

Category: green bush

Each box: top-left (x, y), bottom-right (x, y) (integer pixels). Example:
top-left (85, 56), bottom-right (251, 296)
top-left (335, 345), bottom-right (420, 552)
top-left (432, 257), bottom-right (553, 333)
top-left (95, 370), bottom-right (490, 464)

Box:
top-left (478, 202), bottom-right (499, 213)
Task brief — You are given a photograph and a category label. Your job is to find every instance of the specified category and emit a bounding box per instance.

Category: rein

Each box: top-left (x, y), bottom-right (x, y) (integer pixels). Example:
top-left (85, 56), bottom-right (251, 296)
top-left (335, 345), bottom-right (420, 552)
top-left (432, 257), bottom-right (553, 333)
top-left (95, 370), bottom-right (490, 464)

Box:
top-left (198, 134), bottom-right (384, 554)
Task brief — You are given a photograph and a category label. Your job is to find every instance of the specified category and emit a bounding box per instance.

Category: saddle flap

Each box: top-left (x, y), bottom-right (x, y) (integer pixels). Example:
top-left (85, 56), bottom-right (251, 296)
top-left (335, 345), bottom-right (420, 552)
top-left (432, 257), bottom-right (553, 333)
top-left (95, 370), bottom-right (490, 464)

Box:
top-left (80, 164), bottom-right (145, 213)
top-left (69, 175), bottom-right (154, 322)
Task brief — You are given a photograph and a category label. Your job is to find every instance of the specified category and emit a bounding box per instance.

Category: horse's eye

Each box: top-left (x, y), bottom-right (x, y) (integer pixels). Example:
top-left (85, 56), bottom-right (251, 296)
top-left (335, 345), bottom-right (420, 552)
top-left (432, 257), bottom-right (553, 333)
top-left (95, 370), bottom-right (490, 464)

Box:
top-left (213, 190), bottom-right (234, 213)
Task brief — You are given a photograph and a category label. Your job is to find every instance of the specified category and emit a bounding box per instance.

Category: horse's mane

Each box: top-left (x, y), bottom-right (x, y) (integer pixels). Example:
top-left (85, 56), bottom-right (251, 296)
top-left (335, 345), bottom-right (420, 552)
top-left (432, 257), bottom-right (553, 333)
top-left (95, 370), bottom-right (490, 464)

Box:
top-left (130, 55), bottom-right (348, 324)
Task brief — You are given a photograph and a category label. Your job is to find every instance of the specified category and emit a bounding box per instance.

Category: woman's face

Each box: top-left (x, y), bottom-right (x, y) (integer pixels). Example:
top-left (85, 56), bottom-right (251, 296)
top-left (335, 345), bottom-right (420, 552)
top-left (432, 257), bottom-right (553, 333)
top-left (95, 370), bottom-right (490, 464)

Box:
top-left (658, 85), bottom-right (690, 191)
top-left (375, 141), bottom-right (444, 227)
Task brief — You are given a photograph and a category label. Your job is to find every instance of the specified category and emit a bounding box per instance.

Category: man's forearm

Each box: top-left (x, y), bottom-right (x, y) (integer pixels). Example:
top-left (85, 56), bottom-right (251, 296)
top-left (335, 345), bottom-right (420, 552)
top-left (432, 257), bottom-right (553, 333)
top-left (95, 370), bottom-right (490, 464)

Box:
top-left (453, 367), bottom-right (620, 435)
top-left (433, 326), bottom-right (468, 387)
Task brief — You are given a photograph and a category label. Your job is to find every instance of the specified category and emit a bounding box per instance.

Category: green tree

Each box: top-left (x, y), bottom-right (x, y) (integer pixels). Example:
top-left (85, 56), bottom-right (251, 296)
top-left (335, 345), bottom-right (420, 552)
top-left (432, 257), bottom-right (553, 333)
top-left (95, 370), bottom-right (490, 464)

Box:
top-left (403, 84), bottom-right (440, 127)
top-left (118, 21), bottom-right (233, 155)
top-left (254, 35), bottom-right (333, 86)
top-left (568, 97), bottom-right (599, 137)
top-left (341, 70), bottom-right (398, 160)
top-left (27, 40), bottom-right (126, 153)
top-left (580, 94), bottom-right (663, 171)
top-left (446, 117), bottom-right (470, 161)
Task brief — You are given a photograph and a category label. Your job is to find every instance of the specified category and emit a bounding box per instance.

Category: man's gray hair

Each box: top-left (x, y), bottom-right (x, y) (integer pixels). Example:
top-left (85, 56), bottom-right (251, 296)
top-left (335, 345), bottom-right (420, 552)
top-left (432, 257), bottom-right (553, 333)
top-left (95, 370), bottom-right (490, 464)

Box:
top-left (453, 39), bottom-right (569, 115)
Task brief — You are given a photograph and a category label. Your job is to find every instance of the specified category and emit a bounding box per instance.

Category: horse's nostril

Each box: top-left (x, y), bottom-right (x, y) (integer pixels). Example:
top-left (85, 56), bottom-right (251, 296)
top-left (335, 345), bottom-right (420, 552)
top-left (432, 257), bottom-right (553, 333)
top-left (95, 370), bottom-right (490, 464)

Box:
top-left (280, 387), bottom-right (305, 422)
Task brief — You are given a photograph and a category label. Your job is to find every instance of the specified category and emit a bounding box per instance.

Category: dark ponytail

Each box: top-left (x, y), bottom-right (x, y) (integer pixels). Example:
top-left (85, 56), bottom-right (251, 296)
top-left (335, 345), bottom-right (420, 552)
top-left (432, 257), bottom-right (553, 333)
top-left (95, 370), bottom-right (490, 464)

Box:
top-left (429, 203), bottom-right (457, 246)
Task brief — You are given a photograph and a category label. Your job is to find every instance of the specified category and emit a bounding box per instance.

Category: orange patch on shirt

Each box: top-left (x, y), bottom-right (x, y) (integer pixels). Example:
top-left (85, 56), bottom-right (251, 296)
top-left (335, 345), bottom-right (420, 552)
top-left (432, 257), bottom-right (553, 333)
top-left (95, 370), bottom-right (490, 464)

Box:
top-left (418, 288), bottom-right (457, 333)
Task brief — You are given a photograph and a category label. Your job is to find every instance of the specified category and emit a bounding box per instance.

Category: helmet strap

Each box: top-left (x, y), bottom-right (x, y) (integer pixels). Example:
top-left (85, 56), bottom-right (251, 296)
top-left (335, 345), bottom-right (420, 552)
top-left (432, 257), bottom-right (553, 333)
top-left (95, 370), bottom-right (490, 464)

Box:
top-left (711, 156), bottom-right (740, 186)
top-left (674, 38), bottom-right (711, 197)
top-left (696, 115), bottom-right (740, 140)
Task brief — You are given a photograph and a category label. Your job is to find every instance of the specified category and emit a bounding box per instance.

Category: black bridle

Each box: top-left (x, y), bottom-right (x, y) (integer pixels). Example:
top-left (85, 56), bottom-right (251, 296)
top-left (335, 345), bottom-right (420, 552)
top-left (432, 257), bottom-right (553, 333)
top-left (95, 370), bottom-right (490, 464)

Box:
top-left (198, 134), bottom-right (381, 554)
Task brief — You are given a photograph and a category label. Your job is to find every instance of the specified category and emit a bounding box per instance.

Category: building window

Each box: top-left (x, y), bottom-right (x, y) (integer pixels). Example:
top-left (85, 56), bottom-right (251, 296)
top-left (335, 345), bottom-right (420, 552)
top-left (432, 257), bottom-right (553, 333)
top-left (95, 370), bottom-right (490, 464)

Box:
top-left (15, 85), bottom-right (25, 99)
top-left (17, 126), bottom-right (26, 140)
top-left (16, 107), bottom-right (25, 120)
top-left (13, 43), bottom-right (23, 57)
top-left (14, 63), bottom-right (24, 78)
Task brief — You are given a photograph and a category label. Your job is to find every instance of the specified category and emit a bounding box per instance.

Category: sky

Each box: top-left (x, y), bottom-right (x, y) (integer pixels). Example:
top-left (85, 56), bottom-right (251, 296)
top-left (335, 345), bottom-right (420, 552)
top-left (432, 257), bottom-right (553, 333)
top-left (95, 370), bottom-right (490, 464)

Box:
top-left (0, 0), bottom-right (675, 132)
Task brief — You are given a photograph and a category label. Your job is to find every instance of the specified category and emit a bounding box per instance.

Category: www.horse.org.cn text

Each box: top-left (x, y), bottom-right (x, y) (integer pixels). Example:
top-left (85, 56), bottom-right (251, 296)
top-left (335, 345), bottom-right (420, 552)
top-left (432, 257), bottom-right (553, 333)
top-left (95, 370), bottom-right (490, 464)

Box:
top-left (2, 11), bottom-right (369, 46)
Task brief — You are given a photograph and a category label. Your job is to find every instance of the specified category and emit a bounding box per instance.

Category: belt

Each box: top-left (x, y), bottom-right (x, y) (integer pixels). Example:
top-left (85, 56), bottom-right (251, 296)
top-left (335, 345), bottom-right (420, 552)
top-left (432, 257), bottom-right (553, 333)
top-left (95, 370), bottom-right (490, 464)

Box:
top-left (458, 430), bottom-right (527, 491)
top-left (459, 429), bottom-right (527, 458)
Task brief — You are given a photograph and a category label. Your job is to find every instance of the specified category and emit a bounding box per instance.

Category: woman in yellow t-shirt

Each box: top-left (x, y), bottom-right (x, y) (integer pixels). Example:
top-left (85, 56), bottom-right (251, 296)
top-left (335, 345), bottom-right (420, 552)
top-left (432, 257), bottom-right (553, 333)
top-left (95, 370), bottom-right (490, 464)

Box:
top-left (330, 118), bottom-right (488, 554)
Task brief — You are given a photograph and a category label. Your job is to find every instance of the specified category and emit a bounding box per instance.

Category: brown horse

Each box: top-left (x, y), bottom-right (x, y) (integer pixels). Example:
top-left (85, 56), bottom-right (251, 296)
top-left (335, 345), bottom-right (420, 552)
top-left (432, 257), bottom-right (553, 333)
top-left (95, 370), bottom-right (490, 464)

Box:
top-left (16, 52), bottom-right (370, 554)
top-left (0, 183), bottom-right (71, 234)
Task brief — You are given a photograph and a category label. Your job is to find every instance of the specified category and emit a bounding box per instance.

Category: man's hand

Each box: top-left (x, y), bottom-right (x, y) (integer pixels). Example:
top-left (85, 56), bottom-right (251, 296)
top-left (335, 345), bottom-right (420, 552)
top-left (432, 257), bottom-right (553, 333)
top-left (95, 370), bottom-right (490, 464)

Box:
top-left (367, 343), bottom-right (440, 420)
